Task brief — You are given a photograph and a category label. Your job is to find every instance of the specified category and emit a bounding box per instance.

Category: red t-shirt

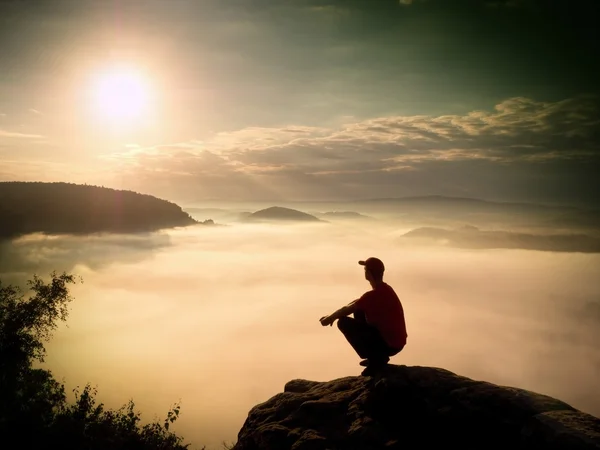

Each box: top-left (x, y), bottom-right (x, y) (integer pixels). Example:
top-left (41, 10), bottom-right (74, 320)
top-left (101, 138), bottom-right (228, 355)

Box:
top-left (355, 282), bottom-right (407, 349)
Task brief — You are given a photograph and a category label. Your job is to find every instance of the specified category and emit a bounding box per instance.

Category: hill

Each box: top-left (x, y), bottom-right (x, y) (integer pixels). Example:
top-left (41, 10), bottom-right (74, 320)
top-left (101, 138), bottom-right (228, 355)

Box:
top-left (0, 182), bottom-right (198, 238)
top-left (233, 365), bottom-right (600, 450)
top-left (401, 226), bottom-right (600, 253)
top-left (246, 206), bottom-right (321, 222)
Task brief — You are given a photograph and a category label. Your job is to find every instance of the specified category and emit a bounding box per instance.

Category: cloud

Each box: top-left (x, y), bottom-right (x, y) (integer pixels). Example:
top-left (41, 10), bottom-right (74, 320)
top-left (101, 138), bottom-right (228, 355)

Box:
top-left (0, 129), bottom-right (44, 139)
top-left (0, 232), bottom-right (173, 284)
top-left (140, 96), bottom-right (600, 167)
top-left (1, 222), bottom-right (599, 448)
top-left (102, 95), bottom-right (600, 204)
top-left (28, 108), bottom-right (42, 115)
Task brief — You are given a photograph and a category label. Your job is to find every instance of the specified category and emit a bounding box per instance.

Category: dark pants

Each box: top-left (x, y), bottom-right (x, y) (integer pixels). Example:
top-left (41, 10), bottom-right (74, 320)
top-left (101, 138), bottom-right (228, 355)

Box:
top-left (337, 310), bottom-right (403, 363)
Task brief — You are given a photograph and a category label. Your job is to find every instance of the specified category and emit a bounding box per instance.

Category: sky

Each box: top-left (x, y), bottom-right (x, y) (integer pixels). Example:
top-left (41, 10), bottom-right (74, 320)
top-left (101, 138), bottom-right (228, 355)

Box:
top-left (0, 0), bottom-right (599, 205)
top-left (1, 221), bottom-right (598, 448)
top-left (2, 3), bottom-right (600, 447)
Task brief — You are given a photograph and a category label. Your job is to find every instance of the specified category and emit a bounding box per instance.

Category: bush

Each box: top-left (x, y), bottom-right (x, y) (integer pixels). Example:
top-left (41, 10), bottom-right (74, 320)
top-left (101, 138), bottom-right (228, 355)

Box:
top-left (0, 271), bottom-right (190, 450)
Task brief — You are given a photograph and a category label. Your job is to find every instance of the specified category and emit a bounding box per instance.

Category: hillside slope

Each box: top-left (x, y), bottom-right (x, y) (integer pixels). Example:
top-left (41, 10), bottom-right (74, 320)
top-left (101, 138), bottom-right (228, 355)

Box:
top-left (0, 182), bottom-right (198, 238)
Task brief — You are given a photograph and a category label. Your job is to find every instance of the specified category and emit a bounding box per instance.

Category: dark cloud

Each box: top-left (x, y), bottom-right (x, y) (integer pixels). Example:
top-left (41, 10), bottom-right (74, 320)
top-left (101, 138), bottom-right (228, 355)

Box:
top-left (227, 95), bottom-right (600, 170)
top-left (108, 96), bottom-right (600, 206)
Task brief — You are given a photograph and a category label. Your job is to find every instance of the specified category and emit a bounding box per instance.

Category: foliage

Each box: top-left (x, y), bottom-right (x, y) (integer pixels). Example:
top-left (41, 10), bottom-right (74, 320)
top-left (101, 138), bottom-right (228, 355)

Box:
top-left (0, 271), bottom-right (191, 450)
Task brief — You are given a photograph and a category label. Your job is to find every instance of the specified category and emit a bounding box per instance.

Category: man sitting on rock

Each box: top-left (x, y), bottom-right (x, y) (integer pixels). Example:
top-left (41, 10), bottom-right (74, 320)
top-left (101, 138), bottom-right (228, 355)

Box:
top-left (319, 257), bottom-right (407, 376)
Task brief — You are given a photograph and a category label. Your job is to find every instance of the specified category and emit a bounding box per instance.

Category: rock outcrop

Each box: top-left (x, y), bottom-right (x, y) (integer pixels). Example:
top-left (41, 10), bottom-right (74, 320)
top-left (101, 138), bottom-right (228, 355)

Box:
top-left (233, 365), bottom-right (600, 450)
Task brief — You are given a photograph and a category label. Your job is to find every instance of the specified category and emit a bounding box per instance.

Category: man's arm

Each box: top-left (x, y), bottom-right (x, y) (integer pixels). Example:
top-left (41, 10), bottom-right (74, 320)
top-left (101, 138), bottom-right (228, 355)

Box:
top-left (320, 299), bottom-right (361, 326)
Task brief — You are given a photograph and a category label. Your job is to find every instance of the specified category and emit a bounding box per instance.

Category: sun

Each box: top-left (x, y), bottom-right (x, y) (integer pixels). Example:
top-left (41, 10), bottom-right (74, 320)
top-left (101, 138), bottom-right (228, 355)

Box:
top-left (90, 66), bottom-right (151, 125)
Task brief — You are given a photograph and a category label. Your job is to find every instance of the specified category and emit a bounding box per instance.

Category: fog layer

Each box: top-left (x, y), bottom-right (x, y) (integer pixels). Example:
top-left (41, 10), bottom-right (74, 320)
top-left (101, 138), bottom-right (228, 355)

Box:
top-left (1, 219), bottom-right (599, 449)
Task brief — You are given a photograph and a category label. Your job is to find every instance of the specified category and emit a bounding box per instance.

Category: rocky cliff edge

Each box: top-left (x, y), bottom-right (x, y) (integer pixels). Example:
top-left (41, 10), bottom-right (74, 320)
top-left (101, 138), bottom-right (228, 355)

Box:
top-left (233, 365), bottom-right (600, 450)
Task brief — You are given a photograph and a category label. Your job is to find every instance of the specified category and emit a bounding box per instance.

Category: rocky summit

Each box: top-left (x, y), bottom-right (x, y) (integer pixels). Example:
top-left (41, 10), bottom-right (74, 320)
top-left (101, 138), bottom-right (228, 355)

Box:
top-left (233, 365), bottom-right (600, 450)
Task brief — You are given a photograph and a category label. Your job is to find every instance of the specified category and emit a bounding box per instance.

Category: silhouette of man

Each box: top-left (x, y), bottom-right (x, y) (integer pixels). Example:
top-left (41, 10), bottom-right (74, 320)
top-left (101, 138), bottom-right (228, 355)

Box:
top-left (320, 257), bottom-right (407, 376)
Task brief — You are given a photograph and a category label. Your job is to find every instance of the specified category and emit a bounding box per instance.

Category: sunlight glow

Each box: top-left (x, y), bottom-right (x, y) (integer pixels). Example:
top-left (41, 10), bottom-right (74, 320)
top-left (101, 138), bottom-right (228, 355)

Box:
top-left (90, 66), bottom-right (151, 125)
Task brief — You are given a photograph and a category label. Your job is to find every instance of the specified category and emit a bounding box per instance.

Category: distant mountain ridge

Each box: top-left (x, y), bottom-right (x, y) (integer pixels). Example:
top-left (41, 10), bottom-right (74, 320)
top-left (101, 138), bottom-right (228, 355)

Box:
top-left (0, 182), bottom-right (198, 238)
top-left (358, 195), bottom-right (488, 203)
top-left (182, 196), bottom-right (596, 213)
top-left (334, 195), bottom-right (600, 229)
top-left (351, 195), bottom-right (587, 211)
top-left (401, 226), bottom-right (600, 253)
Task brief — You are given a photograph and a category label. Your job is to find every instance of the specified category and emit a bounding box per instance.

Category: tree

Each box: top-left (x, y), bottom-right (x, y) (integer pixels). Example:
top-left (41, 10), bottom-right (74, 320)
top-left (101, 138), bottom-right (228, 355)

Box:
top-left (0, 272), bottom-right (191, 450)
top-left (0, 271), bottom-right (75, 433)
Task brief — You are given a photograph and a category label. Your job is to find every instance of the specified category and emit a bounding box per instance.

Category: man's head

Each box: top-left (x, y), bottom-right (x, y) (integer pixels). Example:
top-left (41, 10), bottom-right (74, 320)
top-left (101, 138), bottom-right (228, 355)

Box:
top-left (359, 257), bottom-right (385, 283)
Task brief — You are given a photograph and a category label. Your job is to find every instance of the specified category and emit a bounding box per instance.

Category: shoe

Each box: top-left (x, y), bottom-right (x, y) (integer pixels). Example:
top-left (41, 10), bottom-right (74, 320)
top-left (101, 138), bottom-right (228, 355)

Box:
top-left (360, 359), bottom-right (390, 376)
top-left (361, 365), bottom-right (381, 376)
top-left (360, 356), bottom-right (389, 366)
top-left (359, 357), bottom-right (390, 367)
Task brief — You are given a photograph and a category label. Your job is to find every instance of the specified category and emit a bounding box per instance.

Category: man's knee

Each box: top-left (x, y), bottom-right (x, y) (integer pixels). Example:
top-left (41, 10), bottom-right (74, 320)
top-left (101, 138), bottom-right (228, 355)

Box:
top-left (387, 344), bottom-right (404, 357)
top-left (353, 310), bottom-right (366, 322)
top-left (337, 316), bottom-right (352, 331)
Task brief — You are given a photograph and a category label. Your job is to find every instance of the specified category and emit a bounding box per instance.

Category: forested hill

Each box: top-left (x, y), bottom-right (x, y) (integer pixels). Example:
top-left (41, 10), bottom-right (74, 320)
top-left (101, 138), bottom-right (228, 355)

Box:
top-left (0, 182), bottom-right (198, 238)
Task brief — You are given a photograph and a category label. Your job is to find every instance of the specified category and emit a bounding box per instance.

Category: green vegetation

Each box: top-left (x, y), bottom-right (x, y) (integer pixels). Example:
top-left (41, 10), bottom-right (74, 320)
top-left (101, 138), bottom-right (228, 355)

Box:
top-left (0, 271), bottom-right (191, 450)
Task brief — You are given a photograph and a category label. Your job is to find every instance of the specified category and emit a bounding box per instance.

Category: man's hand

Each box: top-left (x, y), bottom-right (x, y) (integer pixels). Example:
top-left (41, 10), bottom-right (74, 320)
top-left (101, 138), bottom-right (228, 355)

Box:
top-left (320, 315), bottom-right (335, 327)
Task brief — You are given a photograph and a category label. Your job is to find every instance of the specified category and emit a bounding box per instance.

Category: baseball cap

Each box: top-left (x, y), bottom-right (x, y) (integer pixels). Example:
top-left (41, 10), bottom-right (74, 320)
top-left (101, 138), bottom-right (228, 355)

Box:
top-left (358, 257), bottom-right (385, 277)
